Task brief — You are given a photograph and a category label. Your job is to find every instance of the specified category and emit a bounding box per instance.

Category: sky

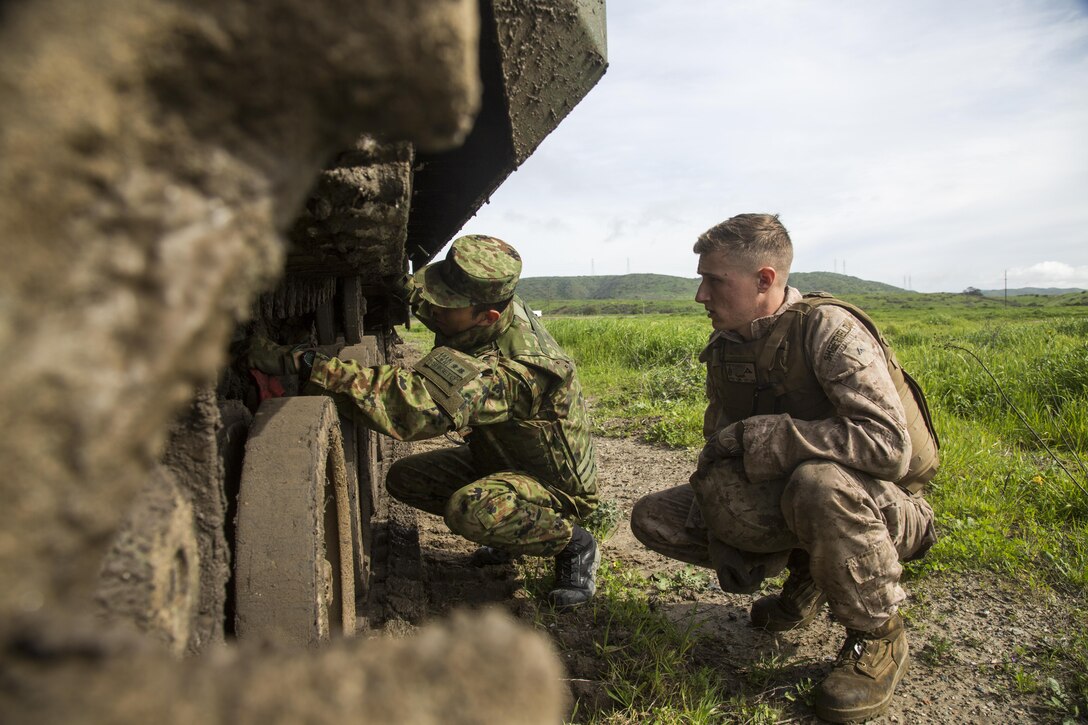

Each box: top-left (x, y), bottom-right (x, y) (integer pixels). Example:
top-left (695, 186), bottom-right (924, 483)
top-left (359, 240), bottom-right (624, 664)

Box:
top-left (455, 0), bottom-right (1088, 293)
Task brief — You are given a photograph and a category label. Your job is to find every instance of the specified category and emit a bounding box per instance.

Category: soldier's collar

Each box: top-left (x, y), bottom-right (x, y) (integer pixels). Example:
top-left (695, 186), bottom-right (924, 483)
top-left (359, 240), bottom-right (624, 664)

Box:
top-left (718, 286), bottom-right (803, 343)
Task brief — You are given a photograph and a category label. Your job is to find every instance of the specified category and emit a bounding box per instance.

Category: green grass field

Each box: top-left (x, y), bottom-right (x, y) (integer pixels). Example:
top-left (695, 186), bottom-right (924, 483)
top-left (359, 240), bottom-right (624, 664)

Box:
top-left (539, 295), bottom-right (1088, 720)
top-left (542, 299), bottom-right (1088, 593)
top-left (404, 295), bottom-right (1088, 594)
top-left (400, 293), bottom-right (1088, 720)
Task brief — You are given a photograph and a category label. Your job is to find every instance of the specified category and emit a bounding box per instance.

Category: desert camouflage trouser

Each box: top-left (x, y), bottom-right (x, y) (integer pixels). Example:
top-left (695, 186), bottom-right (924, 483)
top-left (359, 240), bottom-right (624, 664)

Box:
top-left (631, 459), bottom-right (935, 630)
top-left (386, 444), bottom-right (574, 557)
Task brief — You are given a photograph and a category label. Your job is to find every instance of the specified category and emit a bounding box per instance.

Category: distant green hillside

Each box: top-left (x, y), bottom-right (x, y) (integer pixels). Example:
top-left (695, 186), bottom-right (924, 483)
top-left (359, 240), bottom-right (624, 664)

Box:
top-left (516, 274), bottom-right (696, 301)
top-left (516, 272), bottom-right (902, 302)
top-left (789, 272), bottom-right (903, 295)
top-left (528, 290), bottom-right (1088, 317)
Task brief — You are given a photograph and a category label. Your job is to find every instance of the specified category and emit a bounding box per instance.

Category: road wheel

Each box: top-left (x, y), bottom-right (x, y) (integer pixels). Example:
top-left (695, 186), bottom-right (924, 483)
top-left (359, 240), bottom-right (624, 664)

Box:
top-left (217, 399), bottom-right (252, 636)
top-left (234, 396), bottom-right (356, 645)
top-left (336, 336), bottom-right (384, 613)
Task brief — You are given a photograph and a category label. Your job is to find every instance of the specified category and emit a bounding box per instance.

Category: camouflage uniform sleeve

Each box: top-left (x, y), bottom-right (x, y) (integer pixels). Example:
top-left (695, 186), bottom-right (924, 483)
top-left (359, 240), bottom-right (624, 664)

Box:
top-left (308, 348), bottom-right (536, 441)
top-left (308, 355), bottom-right (453, 441)
top-left (467, 357), bottom-right (540, 425)
top-left (740, 306), bottom-right (911, 483)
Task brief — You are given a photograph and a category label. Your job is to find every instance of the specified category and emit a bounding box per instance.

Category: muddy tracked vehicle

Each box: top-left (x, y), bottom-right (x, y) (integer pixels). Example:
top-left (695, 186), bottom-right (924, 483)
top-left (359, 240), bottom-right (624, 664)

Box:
top-left (95, 0), bottom-right (608, 655)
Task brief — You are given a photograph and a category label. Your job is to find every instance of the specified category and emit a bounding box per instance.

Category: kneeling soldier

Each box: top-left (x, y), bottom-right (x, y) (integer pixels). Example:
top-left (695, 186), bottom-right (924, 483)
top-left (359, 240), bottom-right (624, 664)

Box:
top-left (244, 235), bottom-right (600, 609)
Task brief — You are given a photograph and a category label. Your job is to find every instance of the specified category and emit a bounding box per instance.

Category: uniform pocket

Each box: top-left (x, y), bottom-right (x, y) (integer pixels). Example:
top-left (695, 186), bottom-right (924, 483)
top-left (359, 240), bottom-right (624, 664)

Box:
top-left (846, 541), bottom-right (903, 618)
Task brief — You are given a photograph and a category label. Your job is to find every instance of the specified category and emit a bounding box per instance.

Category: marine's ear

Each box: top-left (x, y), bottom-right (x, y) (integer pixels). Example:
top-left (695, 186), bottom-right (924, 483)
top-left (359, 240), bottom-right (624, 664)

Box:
top-left (755, 266), bottom-right (777, 292)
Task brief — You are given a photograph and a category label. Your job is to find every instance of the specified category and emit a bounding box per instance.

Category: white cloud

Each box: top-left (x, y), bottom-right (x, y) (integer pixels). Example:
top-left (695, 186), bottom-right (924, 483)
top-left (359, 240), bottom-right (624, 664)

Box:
top-left (1007, 262), bottom-right (1088, 288)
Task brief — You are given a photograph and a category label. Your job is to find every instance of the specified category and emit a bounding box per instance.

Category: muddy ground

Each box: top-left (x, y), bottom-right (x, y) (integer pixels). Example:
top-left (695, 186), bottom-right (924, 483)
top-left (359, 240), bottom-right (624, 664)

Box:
top-left (391, 428), bottom-right (1085, 724)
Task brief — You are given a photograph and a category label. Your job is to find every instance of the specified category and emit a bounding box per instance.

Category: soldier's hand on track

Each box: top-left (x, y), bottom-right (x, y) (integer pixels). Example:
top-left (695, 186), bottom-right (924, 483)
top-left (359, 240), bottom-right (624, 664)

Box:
top-left (236, 336), bottom-right (300, 376)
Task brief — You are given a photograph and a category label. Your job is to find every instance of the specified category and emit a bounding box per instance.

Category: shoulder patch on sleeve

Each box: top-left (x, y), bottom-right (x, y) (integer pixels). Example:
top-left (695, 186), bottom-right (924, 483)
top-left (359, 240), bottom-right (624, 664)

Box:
top-left (413, 347), bottom-right (488, 419)
top-left (819, 315), bottom-right (877, 378)
top-left (822, 320), bottom-right (855, 362)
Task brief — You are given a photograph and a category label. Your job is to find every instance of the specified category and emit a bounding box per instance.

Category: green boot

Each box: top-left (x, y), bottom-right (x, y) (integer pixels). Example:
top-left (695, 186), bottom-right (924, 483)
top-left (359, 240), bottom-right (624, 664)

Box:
top-left (750, 552), bottom-right (826, 631)
top-left (814, 613), bottom-right (909, 723)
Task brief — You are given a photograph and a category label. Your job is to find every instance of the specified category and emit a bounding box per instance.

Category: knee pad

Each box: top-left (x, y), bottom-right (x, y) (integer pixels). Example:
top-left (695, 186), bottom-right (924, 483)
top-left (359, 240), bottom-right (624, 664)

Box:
top-left (782, 460), bottom-right (855, 527)
top-left (710, 538), bottom-right (789, 594)
top-left (692, 459), bottom-right (795, 553)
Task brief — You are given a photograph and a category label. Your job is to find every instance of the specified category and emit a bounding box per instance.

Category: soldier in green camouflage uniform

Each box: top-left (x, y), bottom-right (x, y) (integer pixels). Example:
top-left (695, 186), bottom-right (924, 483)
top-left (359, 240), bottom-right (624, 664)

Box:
top-left (245, 235), bottom-right (600, 610)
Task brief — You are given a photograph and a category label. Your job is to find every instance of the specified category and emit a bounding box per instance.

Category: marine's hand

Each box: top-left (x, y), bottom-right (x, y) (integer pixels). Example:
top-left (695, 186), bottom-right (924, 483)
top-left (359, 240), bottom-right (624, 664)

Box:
top-left (695, 422), bottom-right (744, 477)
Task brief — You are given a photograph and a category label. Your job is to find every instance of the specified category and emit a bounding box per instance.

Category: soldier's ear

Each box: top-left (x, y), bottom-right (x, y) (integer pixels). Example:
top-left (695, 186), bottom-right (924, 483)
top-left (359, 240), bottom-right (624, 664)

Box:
top-left (475, 308), bottom-right (501, 326)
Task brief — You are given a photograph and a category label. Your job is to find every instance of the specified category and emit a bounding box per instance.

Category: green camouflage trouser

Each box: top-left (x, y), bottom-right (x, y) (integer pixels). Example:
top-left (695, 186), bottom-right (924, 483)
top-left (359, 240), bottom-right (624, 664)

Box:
top-left (386, 444), bottom-right (574, 557)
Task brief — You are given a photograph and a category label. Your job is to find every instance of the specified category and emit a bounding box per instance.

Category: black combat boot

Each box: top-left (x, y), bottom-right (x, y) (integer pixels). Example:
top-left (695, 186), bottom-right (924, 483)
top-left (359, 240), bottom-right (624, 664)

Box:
top-left (547, 525), bottom-right (600, 611)
top-left (814, 613), bottom-right (909, 723)
top-left (750, 550), bottom-right (827, 631)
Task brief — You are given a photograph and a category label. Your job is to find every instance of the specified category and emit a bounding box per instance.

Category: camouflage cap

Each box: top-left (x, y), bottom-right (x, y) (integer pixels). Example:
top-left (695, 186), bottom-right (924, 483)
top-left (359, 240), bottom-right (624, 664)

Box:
top-left (413, 235), bottom-right (522, 308)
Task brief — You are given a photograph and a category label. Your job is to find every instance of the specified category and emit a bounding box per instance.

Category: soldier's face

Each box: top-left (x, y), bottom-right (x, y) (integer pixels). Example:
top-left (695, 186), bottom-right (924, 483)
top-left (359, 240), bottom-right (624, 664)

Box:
top-left (428, 304), bottom-right (490, 336)
top-left (695, 251), bottom-right (764, 334)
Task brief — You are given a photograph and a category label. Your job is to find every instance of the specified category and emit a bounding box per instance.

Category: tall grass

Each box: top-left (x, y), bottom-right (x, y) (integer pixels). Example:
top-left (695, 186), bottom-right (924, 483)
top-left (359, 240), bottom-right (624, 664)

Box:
top-left (544, 315), bottom-right (709, 448)
top-left (402, 307), bottom-right (1088, 592)
top-left (544, 304), bottom-right (1088, 716)
top-left (544, 307), bottom-right (1088, 594)
top-left (399, 301), bottom-right (1088, 718)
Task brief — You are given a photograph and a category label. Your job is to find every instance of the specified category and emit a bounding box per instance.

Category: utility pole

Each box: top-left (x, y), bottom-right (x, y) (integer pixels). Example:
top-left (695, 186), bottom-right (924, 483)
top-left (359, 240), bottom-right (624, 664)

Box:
top-left (1004, 269), bottom-right (1008, 307)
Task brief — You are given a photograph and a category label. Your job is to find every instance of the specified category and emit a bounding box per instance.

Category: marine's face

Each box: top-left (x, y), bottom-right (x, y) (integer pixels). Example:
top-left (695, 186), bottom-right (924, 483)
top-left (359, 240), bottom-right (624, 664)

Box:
top-left (695, 250), bottom-right (764, 334)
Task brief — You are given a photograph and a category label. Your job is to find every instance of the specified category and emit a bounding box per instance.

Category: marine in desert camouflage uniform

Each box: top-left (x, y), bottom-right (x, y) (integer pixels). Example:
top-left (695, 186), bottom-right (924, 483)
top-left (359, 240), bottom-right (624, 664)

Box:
top-left (629, 214), bottom-right (938, 723)
top-left (243, 235), bottom-right (600, 609)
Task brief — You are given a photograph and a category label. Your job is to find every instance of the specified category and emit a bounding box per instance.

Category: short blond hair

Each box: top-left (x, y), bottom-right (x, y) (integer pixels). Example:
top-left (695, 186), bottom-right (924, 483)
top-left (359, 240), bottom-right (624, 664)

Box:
top-left (694, 213), bottom-right (793, 275)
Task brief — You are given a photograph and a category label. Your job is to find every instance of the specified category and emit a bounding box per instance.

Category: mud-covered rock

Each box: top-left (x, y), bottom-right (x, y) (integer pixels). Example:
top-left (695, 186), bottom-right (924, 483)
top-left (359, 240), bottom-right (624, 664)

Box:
top-left (2, 609), bottom-right (568, 725)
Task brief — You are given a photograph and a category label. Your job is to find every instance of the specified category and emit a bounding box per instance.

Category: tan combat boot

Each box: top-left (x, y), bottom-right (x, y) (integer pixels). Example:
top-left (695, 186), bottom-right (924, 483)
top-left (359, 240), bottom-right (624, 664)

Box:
top-left (750, 552), bottom-right (827, 631)
top-left (814, 613), bottom-right (909, 723)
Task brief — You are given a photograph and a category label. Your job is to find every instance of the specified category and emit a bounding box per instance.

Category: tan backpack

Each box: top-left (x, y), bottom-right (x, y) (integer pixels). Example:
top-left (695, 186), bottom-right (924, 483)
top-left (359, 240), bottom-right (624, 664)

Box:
top-left (793, 293), bottom-right (940, 493)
